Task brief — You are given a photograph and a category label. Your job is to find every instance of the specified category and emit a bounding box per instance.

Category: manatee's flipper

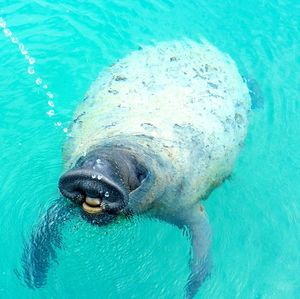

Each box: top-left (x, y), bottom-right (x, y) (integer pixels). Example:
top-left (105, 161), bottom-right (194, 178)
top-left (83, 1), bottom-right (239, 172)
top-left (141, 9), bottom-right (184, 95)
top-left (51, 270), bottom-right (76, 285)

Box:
top-left (165, 205), bottom-right (212, 299)
top-left (243, 77), bottom-right (264, 109)
top-left (22, 199), bottom-right (75, 288)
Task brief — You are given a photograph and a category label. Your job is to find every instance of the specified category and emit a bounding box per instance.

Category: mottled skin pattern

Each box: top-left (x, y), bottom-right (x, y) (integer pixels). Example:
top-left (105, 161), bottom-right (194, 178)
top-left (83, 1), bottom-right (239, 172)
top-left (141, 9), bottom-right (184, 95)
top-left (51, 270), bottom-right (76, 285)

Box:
top-left (22, 40), bottom-right (251, 298)
top-left (64, 40), bottom-right (250, 214)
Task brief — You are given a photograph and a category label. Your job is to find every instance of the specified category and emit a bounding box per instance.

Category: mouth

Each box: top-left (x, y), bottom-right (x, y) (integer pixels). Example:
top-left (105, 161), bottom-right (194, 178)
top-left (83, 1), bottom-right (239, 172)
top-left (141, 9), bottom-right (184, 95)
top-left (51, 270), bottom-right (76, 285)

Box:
top-left (82, 197), bottom-right (104, 215)
top-left (79, 196), bottom-right (120, 226)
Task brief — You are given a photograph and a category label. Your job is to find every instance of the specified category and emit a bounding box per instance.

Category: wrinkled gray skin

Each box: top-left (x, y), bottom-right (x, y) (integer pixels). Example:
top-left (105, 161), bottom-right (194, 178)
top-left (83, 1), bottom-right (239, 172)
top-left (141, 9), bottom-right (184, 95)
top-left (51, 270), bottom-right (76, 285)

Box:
top-left (22, 40), bottom-right (260, 298)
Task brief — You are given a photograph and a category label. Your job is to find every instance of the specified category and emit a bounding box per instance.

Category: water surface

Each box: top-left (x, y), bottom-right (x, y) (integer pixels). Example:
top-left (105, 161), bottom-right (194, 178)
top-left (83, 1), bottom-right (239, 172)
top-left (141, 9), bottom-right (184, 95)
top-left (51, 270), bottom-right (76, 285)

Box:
top-left (0, 1), bottom-right (300, 298)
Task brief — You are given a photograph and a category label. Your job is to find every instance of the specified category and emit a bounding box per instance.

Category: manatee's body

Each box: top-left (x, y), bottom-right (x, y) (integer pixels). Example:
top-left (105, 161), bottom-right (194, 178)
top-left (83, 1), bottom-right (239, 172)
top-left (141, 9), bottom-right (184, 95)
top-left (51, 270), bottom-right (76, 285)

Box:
top-left (22, 40), bottom-right (252, 298)
top-left (64, 40), bottom-right (250, 214)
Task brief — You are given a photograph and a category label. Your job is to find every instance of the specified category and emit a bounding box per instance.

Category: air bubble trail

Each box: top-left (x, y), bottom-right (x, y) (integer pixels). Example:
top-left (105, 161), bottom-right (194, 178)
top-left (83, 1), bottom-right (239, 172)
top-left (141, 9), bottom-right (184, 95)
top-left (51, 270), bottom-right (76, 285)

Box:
top-left (0, 16), bottom-right (69, 134)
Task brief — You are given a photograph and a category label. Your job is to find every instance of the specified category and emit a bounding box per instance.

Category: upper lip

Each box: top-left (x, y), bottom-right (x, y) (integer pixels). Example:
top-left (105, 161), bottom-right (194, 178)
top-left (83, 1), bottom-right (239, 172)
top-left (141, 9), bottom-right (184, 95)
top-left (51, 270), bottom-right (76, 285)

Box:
top-left (59, 168), bottom-right (129, 204)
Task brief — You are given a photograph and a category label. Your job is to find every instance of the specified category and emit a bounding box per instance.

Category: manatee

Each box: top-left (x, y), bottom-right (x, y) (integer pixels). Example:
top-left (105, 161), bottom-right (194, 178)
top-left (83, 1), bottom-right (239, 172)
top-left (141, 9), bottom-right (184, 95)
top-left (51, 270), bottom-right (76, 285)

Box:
top-left (22, 40), bottom-right (252, 298)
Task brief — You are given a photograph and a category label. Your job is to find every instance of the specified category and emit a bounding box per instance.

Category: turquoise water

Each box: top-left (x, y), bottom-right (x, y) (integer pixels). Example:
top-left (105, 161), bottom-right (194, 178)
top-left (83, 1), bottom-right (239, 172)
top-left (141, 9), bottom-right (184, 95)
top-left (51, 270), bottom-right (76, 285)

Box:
top-left (1, 1), bottom-right (300, 298)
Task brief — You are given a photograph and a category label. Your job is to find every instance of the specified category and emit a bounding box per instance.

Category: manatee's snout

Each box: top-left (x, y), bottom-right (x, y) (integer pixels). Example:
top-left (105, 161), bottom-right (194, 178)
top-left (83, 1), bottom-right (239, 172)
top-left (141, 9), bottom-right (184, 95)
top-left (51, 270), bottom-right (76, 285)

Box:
top-left (59, 148), bottom-right (148, 217)
top-left (59, 167), bottom-right (128, 214)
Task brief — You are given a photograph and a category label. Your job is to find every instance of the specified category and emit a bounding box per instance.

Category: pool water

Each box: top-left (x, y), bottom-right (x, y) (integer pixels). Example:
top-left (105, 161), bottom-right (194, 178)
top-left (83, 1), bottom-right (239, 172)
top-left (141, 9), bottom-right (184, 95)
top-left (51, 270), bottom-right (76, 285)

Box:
top-left (1, 1), bottom-right (300, 298)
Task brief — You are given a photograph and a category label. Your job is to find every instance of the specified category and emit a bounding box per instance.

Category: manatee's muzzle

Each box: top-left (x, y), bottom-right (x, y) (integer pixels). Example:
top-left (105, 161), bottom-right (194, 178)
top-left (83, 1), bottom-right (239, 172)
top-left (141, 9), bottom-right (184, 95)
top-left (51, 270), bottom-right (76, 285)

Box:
top-left (58, 168), bottom-right (128, 214)
top-left (59, 147), bottom-right (148, 222)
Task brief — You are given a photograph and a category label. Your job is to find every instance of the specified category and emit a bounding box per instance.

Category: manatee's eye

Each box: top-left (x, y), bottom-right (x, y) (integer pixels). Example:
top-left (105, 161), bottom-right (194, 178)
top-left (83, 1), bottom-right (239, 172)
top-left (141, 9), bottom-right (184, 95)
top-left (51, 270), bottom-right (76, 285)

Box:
top-left (75, 156), bottom-right (85, 167)
top-left (136, 163), bottom-right (148, 184)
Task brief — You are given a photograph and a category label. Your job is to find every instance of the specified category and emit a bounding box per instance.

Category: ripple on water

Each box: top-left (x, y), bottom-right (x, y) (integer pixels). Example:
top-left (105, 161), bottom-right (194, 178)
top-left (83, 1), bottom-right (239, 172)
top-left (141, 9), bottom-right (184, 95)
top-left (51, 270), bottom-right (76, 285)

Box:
top-left (48, 217), bottom-right (190, 298)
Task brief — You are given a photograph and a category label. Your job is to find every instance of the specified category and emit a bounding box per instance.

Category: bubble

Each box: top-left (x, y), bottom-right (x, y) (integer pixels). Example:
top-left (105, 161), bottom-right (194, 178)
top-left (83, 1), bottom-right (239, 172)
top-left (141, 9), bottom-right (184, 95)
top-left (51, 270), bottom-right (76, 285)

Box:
top-left (92, 174), bottom-right (96, 179)
top-left (104, 191), bottom-right (109, 197)
top-left (0, 20), bottom-right (62, 132)
top-left (46, 92), bottom-right (54, 99)
top-left (11, 37), bottom-right (18, 43)
top-left (27, 66), bottom-right (35, 75)
top-left (19, 43), bottom-right (25, 51)
top-left (28, 57), bottom-right (36, 65)
top-left (48, 100), bottom-right (54, 107)
top-left (35, 78), bottom-right (42, 85)
top-left (97, 175), bottom-right (102, 180)
top-left (96, 159), bottom-right (101, 164)
top-left (4, 28), bottom-right (12, 37)
top-left (21, 49), bottom-right (28, 55)
top-left (0, 19), bottom-right (62, 131)
top-left (46, 109), bottom-right (55, 117)
top-left (0, 18), bottom-right (6, 28)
